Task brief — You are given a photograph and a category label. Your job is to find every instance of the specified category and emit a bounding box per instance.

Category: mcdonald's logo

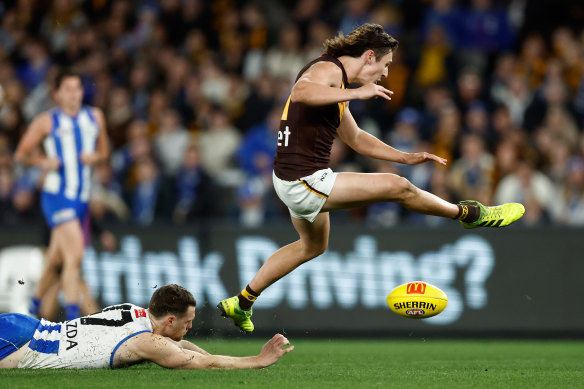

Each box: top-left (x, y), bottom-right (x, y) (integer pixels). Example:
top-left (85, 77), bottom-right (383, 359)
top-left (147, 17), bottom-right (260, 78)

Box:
top-left (406, 282), bottom-right (426, 294)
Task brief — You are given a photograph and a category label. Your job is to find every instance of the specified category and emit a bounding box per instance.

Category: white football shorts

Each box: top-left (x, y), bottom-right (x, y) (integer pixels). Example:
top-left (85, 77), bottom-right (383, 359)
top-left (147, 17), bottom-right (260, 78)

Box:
top-left (272, 168), bottom-right (338, 222)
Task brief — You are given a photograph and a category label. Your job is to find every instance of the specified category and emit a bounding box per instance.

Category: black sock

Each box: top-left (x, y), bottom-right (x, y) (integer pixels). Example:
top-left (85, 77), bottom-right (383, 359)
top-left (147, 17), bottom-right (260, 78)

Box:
top-left (455, 204), bottom-right (480, 223)
top-left (237, 285), bottom-right (259, 310)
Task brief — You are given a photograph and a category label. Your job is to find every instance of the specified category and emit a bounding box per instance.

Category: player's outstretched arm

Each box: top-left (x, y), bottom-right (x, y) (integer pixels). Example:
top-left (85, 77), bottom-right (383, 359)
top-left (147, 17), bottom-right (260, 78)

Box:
top-left (338, 108), bottom-right (447, 166)
top-left (123, 333), bottom-right (293, 370)
top-left (178, 340), bottom-right (211, 356)
top-left (291, 62), bottom-right (393, 106)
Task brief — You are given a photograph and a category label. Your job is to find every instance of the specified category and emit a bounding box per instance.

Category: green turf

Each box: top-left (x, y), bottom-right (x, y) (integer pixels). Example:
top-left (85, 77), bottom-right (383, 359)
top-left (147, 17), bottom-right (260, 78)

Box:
top-left (2, 339), bottom-right (583, 389)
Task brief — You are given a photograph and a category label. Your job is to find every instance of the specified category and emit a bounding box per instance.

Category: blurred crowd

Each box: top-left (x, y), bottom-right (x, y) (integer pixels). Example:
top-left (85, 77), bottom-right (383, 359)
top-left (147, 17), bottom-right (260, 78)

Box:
top-left (1, 0), bottom-right (584, 229)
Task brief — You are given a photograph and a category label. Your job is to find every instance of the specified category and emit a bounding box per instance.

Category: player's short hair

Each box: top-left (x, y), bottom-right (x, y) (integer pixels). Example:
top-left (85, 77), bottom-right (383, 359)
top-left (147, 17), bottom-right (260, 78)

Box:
top-left (55, 69), bottom-right (82, 90)
top-left (148, 284), bottom-right (197, 319)
top-left (323, 23), bottom-right (399, 60)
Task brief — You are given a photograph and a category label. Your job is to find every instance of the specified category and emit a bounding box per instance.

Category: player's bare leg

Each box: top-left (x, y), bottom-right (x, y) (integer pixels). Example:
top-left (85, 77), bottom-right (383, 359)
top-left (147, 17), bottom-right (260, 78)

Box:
top-left (323, 172), bottom-right (459, 216)
top-left (249, 212), bottom-right (330, 292)
top-left (219, 213), bottom-right (330, 332)
top-left (55, 220), bottom-right (85, 320)
top-left (29, 237), bottom-right (62, 317)
top-left (79, 279), bottom-right (100, 315)
top-left (324, 172), bottom-right (524, 227)
top-left (38, 282), bottom-right (61, 320)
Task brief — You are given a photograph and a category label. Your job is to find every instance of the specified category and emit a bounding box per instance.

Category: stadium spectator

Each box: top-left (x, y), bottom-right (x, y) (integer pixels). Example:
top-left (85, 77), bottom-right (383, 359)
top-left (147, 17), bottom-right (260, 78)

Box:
top-left (130, 156), bottom-right (161, 226)
top-left (463, 100), bottom-right (495, 148)
top-left (198, 106), bottom-right (241, 178)
top-left (458, 0), bottom-right (516, 74)
top-left (172, 140), bottom-right (219, 224)
top-left (448, 133), bottom-right (494, 204)
top-left (493, 156), bottom-right (555, 226)
top-left (264, 23), bottom-right (305, 83)
top-left (420, 0), bottom-right (463, 49)
top-left (339, 0), bottom-right (372, 36)
top-left (153, 108), bottom-right (190, 176)
top-left (16, 40), bottom-right (52, 93)
top-left (90, 163), bottom-right (129, 224)
top-left (386, 107), bottom-right (421, 179)
top-left (551, 157), bottom-right (584, 226)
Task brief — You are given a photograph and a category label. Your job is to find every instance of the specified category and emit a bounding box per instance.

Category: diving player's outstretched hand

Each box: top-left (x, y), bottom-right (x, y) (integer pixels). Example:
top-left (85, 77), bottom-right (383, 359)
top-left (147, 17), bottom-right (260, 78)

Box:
top-left (257, 334), bottom-right (294, 368)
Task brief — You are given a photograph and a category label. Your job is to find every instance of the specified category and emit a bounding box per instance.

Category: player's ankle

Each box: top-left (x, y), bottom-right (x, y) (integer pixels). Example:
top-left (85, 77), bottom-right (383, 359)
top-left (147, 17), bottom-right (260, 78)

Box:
top-left (238, 285), bottom-right (260, 311)
top-left (455, 203), bottom-right (480, 223)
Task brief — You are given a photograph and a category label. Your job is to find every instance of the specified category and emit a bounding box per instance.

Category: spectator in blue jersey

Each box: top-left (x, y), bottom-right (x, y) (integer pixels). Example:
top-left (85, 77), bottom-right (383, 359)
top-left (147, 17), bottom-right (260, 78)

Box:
top-left (459, 0), bottom-right (516, 73)
top-left (16, 40), bottom-right (51, 92)
top-left (236, 107), bottom-right (282, 226)
top-left (172, 141), bottom-right (218, 224)
top-left (237, 107), bottom-right (280, 178)
top-left (14, 70), bottom-right (110, 321)
top-left (420, 0), bottom-right (464, 49)
top-left (130, 155), bottom-right (161, 226)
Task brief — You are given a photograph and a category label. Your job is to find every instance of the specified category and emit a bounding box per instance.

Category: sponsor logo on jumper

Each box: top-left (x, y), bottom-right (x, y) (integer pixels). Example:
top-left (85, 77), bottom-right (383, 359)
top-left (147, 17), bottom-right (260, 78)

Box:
top-left (66, 321), bottom-right (78, 350)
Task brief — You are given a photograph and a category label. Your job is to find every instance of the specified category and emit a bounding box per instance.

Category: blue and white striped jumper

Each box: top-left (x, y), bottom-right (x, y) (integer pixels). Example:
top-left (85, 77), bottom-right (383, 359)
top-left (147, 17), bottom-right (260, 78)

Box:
top-left (41, 106), bottom-right (99, 228)
top-left (17, 304), bottom-right (153, 369)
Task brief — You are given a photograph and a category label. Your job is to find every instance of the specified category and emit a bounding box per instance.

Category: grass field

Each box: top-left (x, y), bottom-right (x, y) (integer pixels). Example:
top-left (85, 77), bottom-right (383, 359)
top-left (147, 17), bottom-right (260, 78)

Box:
top-left (2, 338), bottom-right (583, 389)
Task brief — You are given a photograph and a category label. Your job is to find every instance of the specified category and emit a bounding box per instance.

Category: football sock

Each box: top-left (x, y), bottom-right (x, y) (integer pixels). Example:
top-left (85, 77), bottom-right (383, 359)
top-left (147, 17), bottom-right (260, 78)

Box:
top-left (29, 297), bottom-right (41, 316)
top-left (455, 204), bottom-right (480, 223)
top-left (238, 285), bottom-right (259, 311)
top-left (65, 304), bottom-right (81, 321)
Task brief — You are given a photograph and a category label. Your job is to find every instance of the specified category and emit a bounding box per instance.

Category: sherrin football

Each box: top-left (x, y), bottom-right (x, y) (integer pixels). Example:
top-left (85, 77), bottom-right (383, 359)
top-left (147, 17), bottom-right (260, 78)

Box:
top-left (387, 281), bottom-right (448, 319)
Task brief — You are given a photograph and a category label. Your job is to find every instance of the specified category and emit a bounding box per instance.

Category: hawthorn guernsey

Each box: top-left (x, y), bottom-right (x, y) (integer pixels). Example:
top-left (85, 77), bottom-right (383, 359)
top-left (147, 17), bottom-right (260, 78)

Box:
top-left (386, 281), bottom-right (448, 319)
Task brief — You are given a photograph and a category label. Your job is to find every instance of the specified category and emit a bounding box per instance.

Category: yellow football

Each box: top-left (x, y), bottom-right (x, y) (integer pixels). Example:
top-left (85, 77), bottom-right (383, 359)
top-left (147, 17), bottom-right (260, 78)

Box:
top-left (387, 281), bottom-right (448, 319)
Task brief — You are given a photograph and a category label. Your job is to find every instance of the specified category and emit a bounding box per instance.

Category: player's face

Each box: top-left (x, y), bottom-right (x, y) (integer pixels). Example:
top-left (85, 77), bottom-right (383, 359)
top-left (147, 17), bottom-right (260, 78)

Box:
top-left (168, 306), bottom-right (196, 341)
top-left (55, 76), bottom-right (83, 113)
top-left (361, 51), bottom-right (393, 85)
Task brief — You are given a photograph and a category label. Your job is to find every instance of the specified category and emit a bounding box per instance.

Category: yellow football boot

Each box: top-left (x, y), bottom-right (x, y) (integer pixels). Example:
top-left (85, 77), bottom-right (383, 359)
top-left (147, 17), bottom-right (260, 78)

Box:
top-left (459, 200), bottom-right (525, 229)
top-left (217, 296), bottom-right (254, 333)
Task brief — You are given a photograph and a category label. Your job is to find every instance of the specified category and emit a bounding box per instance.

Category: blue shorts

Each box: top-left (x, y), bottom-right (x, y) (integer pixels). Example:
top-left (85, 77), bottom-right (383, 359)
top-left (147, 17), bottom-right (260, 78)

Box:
top-left (0, 313), bottom-right (39, 361)
top-left (41, 192), bottom-right (88, 228)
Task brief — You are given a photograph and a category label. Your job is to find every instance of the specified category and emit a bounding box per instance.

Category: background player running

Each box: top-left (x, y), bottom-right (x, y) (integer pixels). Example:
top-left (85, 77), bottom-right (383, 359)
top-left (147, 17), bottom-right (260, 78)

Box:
top-left (218, 23), bottom-right (525, 332)
top-left (14, 70), bottom-right (110, 321)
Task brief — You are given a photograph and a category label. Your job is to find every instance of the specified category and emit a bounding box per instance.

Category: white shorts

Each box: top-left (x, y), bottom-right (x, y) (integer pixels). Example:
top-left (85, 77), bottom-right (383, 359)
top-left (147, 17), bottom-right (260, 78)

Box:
top-left (272, 168), bottom-right (338, 222)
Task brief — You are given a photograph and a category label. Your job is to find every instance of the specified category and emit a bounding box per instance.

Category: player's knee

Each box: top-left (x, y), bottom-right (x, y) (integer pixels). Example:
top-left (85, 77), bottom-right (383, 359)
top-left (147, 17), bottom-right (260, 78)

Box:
top-left (62, 256), bottom-right (83, 271)
top-left (302, 241), bottom-right (328, 261)
top-left (391, 176), bottom-right (415, 200)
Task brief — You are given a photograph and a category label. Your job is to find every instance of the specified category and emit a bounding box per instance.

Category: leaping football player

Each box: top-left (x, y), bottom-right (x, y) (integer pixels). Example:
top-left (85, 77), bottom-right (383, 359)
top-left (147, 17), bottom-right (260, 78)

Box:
top-left (218, 23), bottom-right (524, 332)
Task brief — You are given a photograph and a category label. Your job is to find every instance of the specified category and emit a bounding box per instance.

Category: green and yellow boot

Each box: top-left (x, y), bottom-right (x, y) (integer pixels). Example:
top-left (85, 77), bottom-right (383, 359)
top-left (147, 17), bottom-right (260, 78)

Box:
top-left (459, 200), bottom-right (525, 229)
top-left (217, 296), bottom-right (254, 333)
